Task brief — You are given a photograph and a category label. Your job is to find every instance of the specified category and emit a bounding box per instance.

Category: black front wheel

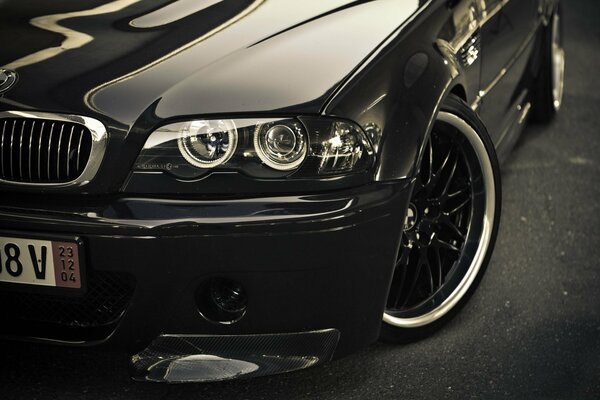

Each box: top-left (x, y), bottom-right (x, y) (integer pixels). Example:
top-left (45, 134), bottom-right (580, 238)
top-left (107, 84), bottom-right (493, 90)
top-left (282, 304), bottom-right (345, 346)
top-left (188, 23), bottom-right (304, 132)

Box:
top-left (381, 95), bottom-right (501, 343)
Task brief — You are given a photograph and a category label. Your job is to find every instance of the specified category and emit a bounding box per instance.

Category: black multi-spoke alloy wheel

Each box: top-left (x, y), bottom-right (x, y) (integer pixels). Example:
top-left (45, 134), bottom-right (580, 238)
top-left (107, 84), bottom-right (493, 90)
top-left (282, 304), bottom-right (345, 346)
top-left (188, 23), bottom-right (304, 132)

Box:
top-left (381, 95), bottom-right (501, 343)
top-left (532, 5), bottom-right (565, 123)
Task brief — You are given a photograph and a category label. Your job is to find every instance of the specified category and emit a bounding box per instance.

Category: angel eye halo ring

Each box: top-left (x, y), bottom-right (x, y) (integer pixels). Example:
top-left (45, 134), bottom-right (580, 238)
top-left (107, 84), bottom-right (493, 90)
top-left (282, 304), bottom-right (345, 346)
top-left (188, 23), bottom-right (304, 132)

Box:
top-left (177, 119), bottom-right (238, 168)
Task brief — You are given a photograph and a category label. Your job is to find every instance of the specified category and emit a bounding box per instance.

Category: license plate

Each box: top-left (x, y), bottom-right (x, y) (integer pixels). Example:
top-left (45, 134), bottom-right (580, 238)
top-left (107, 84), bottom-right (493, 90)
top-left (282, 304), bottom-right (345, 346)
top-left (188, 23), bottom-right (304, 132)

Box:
top-left (0, 235), bottom-right (82, 289)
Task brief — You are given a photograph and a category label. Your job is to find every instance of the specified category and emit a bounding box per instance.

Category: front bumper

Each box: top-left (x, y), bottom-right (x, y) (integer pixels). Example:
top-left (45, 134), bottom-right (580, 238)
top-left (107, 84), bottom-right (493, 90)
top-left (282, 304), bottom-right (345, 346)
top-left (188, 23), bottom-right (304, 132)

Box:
top-left (0, 180), bottom-right (411, 380)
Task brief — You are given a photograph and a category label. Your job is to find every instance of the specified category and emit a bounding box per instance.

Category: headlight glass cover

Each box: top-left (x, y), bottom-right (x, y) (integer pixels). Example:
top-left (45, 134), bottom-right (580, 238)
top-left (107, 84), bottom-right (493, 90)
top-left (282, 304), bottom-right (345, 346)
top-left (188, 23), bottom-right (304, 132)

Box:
top-left (134, 117), bottom-right (374, 179)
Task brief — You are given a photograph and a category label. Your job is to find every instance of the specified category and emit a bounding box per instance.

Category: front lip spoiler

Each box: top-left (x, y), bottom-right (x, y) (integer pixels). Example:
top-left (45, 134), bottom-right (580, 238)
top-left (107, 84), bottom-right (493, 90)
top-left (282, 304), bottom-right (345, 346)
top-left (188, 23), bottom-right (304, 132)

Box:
top-left (130, 329), bottom-right (340, 383)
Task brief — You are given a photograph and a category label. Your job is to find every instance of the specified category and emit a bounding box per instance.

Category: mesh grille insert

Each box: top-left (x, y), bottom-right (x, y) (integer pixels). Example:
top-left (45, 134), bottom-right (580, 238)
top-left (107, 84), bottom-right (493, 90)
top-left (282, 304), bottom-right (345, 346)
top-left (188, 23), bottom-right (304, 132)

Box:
top-left (0, 270), bottom-right (135, 329)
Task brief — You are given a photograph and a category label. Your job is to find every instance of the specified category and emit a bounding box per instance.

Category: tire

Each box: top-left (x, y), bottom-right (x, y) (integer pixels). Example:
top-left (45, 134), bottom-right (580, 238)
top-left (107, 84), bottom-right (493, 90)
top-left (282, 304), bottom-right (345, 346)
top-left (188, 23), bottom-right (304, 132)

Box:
top-left (380, 94), bottom-right (502, 344)
top-left (531, 5), bottom-right (565, 123)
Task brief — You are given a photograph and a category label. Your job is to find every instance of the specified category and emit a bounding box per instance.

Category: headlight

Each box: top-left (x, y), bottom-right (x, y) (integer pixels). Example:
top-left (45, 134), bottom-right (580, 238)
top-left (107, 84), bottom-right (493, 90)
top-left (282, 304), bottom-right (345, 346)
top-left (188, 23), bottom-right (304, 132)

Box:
top-left (178, 119), bottom-right (237, 168)
top-left (134, 117), bottom-right (374, 179)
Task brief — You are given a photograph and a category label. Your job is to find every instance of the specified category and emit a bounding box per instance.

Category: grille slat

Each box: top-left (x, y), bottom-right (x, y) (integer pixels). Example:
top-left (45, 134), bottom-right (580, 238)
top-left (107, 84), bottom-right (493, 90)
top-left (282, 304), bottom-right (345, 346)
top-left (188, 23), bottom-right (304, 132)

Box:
top-left (76, 128), bottom-right (84, 172)
top-left (18, 120), bottom-right (24, 180)
top-left (1, 120), bottom-right (6, 177)
top-left (28, 121), bottom-right (34, 181)
top-left (37, 121), bottom-right (45, 180)
top-left (0, 117), bottom-right (93, 184)
top-left (66, 125), bottom-right (74, 178)
top-left (47, 122), bottom-right (54, 180)
top-left (9, 120), bottom-right (15, 179)
top-left (56, 123), bottom-right (64, 181)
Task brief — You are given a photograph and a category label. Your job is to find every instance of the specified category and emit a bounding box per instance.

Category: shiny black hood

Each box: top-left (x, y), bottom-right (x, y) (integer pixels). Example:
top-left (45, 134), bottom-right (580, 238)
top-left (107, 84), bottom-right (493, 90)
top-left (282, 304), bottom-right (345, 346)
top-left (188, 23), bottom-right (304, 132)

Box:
top-left (0, 0), bottom-right (423, 128)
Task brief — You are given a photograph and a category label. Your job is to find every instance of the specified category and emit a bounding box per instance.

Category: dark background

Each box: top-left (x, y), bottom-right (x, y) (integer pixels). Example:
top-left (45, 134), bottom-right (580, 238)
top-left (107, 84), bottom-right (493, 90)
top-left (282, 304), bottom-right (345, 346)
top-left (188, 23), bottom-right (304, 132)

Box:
top-left (1, 0), bottom-right (599, 398)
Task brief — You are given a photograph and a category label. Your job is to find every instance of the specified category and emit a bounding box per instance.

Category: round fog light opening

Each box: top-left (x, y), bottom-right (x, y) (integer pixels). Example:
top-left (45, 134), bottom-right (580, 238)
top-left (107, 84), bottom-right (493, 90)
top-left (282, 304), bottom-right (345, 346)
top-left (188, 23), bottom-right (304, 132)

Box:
top-left (196, 277), bottom-right (248, 324)
top-left (210, 278), bottom-right (247, 314)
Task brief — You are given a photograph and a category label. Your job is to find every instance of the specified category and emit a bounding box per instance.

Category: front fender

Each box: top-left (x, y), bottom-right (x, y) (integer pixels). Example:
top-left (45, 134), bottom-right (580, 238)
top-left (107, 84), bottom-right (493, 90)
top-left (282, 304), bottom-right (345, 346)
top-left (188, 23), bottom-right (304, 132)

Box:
top-left (324, 0), bottom-right (483, 181)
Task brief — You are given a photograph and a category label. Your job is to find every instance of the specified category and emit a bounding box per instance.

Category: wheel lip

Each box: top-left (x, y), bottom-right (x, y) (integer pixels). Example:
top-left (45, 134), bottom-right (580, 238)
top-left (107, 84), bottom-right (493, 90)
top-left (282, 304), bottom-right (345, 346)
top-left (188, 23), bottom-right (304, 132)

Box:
top-left (551, 12), bottom-right (565, 112)
top-left (383, 111), bottom-right (496, 329)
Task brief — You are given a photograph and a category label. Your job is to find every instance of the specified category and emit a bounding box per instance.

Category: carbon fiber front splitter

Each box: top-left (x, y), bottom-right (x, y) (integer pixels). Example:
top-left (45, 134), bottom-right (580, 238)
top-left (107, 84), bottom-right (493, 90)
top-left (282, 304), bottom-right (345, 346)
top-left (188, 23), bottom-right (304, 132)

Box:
top-left (130, 329), bottom-right (340, 383)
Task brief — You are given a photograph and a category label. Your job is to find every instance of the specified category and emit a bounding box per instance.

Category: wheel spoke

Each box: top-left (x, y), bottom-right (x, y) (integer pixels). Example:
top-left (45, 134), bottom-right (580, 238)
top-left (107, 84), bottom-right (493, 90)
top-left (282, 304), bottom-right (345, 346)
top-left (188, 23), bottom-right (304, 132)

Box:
top-left (434, 237), bottom-right (461, 253)
top-left (401, 259), bottom-right (424, 308)
top-left (427, 146), bottom-right (453, 193)
top-left (396, 247), bottom-right (410, 268)
top-left (390, 240), bottom-right (413, 308)
top-left (434, 247), bottom-right (443, 287)
top-left (436, 146), bottom-right (453, 176)
top-left (390, 265), bottom-right (408, 309)
top-left (445, 196), bottom-right (471, 215)
top-left (423, 262), bottom-right (434, 295)
top-left (426, 136), bottom-right (433, 185)
top-left (439, 215), bottom-right (466, 241)
top-left (440, 153), bottom-right (459, 197)
top-left (447, 185), bottom-right (470, 199)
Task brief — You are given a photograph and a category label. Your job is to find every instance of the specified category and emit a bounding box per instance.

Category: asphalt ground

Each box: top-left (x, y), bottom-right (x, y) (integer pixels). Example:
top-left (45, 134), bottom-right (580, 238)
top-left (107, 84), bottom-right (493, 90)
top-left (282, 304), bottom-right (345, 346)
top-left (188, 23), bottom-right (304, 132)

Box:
top-left (1, 0), bottom-right (599, 399)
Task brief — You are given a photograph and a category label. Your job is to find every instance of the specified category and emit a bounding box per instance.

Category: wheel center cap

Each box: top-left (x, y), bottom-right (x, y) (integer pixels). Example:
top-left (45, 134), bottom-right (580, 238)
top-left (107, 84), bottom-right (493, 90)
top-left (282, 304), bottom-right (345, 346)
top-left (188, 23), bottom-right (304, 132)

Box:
top-left (404, 203), bottom-right (418, 231)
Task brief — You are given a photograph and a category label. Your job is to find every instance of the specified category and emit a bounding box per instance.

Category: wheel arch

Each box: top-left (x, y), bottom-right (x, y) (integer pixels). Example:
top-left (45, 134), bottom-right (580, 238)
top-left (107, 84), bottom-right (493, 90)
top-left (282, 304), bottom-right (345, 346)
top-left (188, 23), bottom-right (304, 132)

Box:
top-left (322, 1), bottom-right (480, 182)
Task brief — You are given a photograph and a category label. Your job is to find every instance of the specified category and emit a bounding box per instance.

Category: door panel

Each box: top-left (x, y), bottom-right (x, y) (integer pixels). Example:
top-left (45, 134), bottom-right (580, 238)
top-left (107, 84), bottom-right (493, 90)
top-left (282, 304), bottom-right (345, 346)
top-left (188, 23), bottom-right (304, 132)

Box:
top-left (477, 0), bottom-right (539, 143)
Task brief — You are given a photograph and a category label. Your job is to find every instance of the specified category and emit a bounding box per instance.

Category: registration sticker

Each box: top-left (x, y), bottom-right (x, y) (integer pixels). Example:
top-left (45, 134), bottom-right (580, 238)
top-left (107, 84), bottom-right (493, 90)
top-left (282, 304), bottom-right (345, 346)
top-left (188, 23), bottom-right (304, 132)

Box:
top-left (0, 236), bottom-right (82, 289)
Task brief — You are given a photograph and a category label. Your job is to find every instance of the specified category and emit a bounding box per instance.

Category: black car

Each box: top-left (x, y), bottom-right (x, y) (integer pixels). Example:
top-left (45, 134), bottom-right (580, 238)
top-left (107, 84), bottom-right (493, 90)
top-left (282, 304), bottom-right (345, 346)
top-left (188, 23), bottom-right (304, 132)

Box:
top-left (0, 0), bottom-right (564, 382)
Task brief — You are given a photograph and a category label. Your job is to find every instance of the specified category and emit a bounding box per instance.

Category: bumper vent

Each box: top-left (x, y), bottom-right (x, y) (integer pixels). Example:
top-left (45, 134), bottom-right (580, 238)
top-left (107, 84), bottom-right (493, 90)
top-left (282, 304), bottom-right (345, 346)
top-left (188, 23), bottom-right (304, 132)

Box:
top-left (0, 270), bottom-right (135, 342)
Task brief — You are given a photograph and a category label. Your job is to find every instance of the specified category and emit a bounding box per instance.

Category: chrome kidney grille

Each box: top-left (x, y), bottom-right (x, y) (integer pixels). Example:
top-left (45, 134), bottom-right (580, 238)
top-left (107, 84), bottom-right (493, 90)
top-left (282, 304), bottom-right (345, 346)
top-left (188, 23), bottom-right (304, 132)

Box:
top-left (0, 112), bottom-right (107, 186)
top-left (0, 118), bottom-right (91, 183)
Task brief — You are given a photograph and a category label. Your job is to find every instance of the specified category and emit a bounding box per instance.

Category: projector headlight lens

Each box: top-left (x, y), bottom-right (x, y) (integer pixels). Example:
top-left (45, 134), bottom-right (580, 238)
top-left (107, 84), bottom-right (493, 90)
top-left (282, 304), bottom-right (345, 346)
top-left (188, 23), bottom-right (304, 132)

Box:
top-left (254, 121), bottom-right (307, 170)
top-left (177, 119), bottom-right (237, 168)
